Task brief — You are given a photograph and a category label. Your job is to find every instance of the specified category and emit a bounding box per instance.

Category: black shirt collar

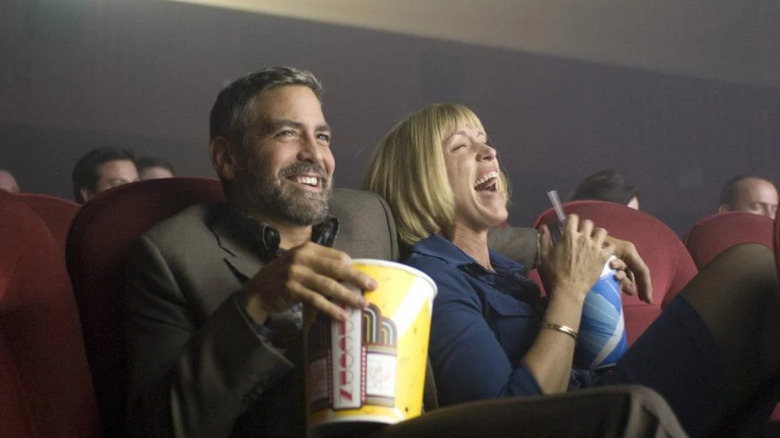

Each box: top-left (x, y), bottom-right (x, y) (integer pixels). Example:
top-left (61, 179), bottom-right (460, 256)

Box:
top-left (221, 202), bottom-right (339, 261)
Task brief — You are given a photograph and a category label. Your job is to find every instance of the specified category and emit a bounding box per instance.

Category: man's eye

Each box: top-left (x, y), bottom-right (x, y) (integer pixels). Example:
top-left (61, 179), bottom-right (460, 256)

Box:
top-left (317, 133), bottom-right (331, 142)
top-left (277, 130), bottom-right (295, 138)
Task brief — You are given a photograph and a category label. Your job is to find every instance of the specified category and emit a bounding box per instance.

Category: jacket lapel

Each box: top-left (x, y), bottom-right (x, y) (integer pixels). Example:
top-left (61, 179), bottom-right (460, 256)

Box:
top-left (210, 208), bottom-right (264, 281)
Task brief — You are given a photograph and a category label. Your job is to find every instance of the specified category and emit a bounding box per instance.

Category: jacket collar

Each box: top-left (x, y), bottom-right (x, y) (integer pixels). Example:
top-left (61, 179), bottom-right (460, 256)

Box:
top-left (210, 202), bottom-right (339, 279)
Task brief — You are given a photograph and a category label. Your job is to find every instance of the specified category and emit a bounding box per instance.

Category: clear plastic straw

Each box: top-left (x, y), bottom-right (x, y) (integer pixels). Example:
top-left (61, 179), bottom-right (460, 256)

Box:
top-left (546, 190), bottom-right (566, 223)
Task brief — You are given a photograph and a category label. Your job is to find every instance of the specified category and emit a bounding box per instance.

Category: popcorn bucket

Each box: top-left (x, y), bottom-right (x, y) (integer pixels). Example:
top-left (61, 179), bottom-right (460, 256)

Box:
top-left (304, 259), bottom-right (437, 437)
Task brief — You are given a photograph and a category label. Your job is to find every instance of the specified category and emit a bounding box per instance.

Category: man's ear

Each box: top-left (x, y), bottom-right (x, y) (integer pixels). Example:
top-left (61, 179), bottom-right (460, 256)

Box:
top-left (210, 137), bottom-right (240, 181)
top-left (79, 187), bottom-right (94, 203)
top-left (717, 204), bottom-right (731, 214)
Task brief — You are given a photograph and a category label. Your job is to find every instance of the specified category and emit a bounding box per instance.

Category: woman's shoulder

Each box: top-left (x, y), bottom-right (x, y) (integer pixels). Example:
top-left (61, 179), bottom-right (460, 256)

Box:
top-left (403, 236), bottom-right (482, 302)
top-left (404, 247), bottom-right (459, 278)
top-left (404, 235), bottom-right (464, 274)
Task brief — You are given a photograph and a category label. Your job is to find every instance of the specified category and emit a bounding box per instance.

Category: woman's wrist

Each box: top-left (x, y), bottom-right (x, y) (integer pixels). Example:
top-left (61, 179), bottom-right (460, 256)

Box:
top-left (547, 282), bottom-right (588, 306)
top-left (540, 321), bottom-right (578, 341)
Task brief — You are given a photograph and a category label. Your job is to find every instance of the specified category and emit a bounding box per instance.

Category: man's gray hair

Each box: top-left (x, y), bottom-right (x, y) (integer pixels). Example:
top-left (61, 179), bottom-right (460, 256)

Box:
top-left (209, 66), bottom-right (323, 145)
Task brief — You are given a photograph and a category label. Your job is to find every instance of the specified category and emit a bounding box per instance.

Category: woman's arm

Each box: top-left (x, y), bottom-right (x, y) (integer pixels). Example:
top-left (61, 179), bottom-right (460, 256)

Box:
top-left (416, 216), bottom-right (610, 404)
top-left (418, 260), bottom-right (547, 405)
top-left (525, 216), bottom-right (614, 393)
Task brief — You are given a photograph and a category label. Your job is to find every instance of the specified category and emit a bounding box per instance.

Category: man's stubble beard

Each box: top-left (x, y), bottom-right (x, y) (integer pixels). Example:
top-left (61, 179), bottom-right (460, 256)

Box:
top-left (241, 161), bottom-right (332, 226)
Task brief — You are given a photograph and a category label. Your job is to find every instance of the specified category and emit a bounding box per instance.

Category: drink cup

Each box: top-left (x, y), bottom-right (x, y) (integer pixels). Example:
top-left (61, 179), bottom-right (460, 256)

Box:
top-left (304, 259), bottom-right (437, 437)
top-left (574, 255), bottom-right (628, 370)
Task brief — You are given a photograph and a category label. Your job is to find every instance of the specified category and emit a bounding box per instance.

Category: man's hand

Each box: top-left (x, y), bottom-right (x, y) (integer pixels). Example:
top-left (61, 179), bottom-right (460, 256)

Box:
top-left (241, 242), bottom-right (377, 323)
top-left (605, 236), bottom-right (653, 304)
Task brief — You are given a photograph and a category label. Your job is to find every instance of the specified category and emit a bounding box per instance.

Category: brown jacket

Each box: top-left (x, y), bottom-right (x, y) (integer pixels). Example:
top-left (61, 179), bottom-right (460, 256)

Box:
top-left (124, 189), bottom-right (409, 437)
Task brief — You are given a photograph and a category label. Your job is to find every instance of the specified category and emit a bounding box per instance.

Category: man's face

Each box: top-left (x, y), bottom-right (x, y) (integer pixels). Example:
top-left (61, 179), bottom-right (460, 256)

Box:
top-left (732, 177), bottom-right (779, 219)
top-left (140, 166), bottom-right (174, 180)
top-left (234, 85), bottom-right (335, 226)
top-left (82, 159), bottom-right (139, 202)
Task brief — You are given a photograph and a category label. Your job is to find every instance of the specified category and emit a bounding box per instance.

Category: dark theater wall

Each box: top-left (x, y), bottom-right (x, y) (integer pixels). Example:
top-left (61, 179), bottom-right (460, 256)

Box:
top-left (2, 0), bottom-right (779, 235)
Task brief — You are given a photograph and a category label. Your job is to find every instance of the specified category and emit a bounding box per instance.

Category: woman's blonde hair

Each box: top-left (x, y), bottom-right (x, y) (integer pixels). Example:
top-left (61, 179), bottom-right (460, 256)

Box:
top-left (364, 103), bottom-right (509, 247)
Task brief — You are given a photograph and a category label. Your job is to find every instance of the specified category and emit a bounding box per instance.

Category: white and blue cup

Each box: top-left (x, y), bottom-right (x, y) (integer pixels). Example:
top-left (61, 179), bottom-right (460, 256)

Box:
top-left (574, 255), bottom-right (628, 370)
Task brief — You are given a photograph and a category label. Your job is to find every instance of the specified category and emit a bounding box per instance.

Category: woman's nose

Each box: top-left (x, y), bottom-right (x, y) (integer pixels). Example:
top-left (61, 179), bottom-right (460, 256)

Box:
top-left (478, 143), bottom-right (497, 161)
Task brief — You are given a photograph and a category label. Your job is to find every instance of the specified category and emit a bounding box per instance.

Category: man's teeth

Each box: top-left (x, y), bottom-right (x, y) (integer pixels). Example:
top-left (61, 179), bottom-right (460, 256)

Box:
top-left (474, 171), bottom-right (499, 188)
top-left (292, 176), bottom-right (319, 186)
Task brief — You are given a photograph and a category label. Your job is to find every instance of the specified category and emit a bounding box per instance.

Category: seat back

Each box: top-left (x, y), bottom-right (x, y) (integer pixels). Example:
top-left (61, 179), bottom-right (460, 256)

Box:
top-left (532, 200), bottom-right (698, 345)
top-left (15, 193), bottom-right (80, 252)
top-left (0, 191), bottom-right (101, 438)
top-left (776, 213), bottom-right (780, 277)
top-left (684, 211), bottom-right (774, 269)
top-left (66, 177), bottom-right (226, 436)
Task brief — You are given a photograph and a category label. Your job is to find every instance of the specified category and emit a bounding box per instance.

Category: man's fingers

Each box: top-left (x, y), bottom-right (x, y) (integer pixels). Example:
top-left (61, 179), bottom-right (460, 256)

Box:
top-left (289, 276), bottom-right (366, 321)
top-left (300, 244), bottom-right (378, 291)
top-left (298, 288), bottom-right (349, 321)
top-left (292, 266), bottom-right (368, 309)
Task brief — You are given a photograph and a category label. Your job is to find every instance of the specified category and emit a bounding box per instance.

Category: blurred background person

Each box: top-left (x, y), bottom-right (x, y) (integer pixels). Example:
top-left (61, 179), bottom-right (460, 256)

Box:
top-left (717, 175), bottom-right (778, 219)
top-left (72, 147), bottom-right (138, 204)
top-left (137, 156), bottom-right (175, 180)
top-left (570, 169), bottom-right (640, 210)
top-left (0, 169), bottom-right (19, 193)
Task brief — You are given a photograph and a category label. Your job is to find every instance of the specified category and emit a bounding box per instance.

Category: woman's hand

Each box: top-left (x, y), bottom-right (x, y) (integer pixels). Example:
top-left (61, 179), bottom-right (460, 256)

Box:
top-left (609, 257), bottom-right (637, 296)
top-left (605, 236), bottom-right (652, 304)
top-left (525, 215), bottom-right (614, 393)
top-left (539, 214), bottom-right (614, 303)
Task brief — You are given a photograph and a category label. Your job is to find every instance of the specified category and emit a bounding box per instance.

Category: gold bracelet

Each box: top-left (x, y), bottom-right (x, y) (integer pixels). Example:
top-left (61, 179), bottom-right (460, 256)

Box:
top-left (540, 322), bottom-right (578, 341)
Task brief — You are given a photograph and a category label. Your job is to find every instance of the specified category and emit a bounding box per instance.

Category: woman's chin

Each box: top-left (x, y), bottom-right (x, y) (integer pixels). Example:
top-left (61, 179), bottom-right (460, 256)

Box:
top-left (484, 211), bottom-right (509, 228)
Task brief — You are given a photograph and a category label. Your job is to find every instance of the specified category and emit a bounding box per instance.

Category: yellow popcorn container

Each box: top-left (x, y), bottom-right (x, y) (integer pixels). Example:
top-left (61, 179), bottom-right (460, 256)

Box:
top-left (305, 259), bottom-right (437, 437)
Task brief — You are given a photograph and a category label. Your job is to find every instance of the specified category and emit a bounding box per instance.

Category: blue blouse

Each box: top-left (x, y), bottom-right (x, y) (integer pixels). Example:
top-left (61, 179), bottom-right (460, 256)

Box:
top-left (406, 234), bottom-right (597, 406)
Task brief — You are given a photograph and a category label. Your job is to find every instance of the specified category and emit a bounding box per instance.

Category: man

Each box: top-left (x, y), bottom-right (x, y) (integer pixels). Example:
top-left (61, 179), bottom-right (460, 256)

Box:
top-left (72, 147), bottom-right (139, 203)
top-left (0, 169), bottom-right (20, 193)
top-left (124, 67), bottom-right (399, 437)
top-left (570, 169), bottom-right (640, 210)
top-left (124, 67), bottom-right (684, 437)
top-left (717, 175), bottom-right (778, 219)
top-left (136, 156), bottom-right (175, 180)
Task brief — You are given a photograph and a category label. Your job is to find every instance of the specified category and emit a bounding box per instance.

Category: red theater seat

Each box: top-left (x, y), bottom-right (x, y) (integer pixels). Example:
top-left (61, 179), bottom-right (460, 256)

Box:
top-left (66, 177), bottom-right (226, 436)
top-left (15, 193), bottom-right (80, 252)
top-left (532, 200), bottom-right (698, 346)
top-left (684, 211), bottom-right (773, 269)
top-left (685, 212), bottom-right (779, 431)
top-left (770, 213), bottom-right (780, 430)
top-left (0, 191), bottom-right (101, 438)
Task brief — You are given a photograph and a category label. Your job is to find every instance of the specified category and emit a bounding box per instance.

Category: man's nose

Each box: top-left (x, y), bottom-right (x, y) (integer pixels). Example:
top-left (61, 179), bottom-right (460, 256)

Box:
top-left (298, 133), bottom-right (324, 163)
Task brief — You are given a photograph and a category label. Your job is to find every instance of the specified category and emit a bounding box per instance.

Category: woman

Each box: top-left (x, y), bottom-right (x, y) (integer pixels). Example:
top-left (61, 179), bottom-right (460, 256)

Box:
top-left (364, 103), bottom-right (780, 437)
